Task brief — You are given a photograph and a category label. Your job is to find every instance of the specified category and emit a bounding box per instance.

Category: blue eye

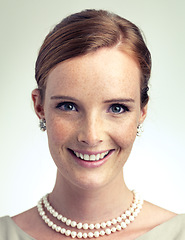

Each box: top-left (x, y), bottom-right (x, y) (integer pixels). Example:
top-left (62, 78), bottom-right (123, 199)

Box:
top-left (56, 102), bottom-right (77, 111)
top-left (109, 104), bottom-right (128, 114)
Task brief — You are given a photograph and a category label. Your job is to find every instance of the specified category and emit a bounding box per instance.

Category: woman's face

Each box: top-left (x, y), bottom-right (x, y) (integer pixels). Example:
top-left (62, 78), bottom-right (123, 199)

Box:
top-left (33, 48), bottom-right (147, 190)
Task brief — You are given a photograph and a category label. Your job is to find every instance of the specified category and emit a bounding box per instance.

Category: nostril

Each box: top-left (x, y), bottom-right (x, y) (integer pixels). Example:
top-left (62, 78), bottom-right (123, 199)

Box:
top-left (77, 118), bottom-right (104, 146)
top-left (78, 138), bottom-right (103, 146)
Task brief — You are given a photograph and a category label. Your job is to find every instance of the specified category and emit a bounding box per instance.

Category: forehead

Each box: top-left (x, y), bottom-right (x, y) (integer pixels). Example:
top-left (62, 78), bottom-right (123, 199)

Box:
top-left (46, 48), bottom-right (141, 99)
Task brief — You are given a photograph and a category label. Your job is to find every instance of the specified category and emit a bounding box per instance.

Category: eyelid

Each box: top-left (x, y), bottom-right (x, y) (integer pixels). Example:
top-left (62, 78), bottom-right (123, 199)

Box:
top-left (108, 103), bottom-right (129, 114)
top-left (56, 101), bottom-right (78, 111)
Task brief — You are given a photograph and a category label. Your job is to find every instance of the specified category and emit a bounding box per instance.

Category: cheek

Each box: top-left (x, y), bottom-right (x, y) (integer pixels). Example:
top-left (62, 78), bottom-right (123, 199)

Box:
top-left (46, 117), bottom-right (75, 147)
top-left (111, 120), bottom-right (137, 148)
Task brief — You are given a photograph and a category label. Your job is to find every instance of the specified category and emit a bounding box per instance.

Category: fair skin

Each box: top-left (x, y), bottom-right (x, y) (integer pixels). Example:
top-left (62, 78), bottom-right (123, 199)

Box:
top-left (13, 47), bottom-right (176, 240)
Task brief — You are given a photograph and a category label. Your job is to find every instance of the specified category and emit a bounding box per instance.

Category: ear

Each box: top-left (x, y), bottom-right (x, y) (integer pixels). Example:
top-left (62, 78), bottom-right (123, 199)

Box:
top-left (139, 104), bottom-right (148, 124)
top-left (32, 89), bottom-right (45, 119)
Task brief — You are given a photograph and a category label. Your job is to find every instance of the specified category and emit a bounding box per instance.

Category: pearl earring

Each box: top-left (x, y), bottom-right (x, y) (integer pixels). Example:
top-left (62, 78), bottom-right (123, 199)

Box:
top-left (39, 119), bottom-right (46, 131)
top-left (137, 124), bottom-right (143, 136)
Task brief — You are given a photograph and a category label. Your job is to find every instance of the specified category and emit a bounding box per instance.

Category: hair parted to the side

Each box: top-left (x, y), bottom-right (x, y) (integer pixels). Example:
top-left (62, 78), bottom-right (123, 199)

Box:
top-left (35, 9), bottom-right (151, 108)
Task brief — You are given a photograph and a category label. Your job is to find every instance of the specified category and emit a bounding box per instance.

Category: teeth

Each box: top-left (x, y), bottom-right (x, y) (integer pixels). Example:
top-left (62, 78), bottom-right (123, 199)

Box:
top-left (90, 155), bottom-right (96, 161)
top-left (84, 154), bottom-right (89, 160)
top-left (73, 151), bottom-right (109, 161)
top-left (76, 152), bottom-right (80, 158)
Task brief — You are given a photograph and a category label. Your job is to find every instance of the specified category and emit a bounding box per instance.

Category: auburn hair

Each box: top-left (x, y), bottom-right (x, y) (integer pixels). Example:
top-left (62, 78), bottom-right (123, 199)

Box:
top-left (35, 9), bottom-right (151, 107)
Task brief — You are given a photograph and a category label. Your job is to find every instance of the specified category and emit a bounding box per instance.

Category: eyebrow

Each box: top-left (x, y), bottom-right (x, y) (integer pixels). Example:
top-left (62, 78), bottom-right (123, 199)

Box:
top-left (51, 95), bottom-right (135, 103)
top-left (50, 96), bottom-right (78, 101)
top-left (103, 98), bottom-right (135, 103)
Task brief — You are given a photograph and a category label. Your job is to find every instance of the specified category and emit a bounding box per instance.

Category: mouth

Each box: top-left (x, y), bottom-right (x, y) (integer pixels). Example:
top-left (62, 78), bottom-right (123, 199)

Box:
top-left (69, 149), bottom-right (112, 162)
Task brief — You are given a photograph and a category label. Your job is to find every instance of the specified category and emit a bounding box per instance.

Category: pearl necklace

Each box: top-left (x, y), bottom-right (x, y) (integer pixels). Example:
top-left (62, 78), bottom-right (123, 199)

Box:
top-left (37, 190), bottom-right (143, 239)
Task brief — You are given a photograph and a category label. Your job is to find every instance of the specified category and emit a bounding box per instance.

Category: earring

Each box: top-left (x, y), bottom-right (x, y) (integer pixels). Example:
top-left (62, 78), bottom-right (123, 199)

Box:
top-left (39, 119), bottom-right (46, 131)
top-left (137, 124), bottom-right (143, 137)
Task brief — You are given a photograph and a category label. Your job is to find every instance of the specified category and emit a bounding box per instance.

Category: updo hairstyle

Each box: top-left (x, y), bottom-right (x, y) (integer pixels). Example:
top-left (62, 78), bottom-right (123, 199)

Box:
top-left (35, 9), bottom-right (151, 108)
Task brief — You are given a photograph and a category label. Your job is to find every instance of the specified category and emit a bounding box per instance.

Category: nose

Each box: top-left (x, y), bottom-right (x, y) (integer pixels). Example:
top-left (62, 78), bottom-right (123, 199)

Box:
top-left (77, 114), bottom-right (103, 147)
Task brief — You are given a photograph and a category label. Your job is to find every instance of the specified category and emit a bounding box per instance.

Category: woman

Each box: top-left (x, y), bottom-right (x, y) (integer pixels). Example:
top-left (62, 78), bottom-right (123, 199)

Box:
top-left (0, 9), bottom-right (184, 240)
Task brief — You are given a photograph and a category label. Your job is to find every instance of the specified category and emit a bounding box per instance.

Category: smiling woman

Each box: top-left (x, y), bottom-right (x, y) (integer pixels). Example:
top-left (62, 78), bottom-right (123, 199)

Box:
top-left (37, 48), bottom-right (144, 189)
top-left (0, 9), bottom-right (185, 240)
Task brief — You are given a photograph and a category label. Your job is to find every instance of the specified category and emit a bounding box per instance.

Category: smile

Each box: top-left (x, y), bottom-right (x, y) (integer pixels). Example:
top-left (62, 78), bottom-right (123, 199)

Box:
top-left (72, 150), bottom-right (110, 161)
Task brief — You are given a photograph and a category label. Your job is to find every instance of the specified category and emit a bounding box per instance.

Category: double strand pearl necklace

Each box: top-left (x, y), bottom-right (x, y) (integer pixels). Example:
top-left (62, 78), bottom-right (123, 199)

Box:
top-left (37, 190), bottom-right (143, 239)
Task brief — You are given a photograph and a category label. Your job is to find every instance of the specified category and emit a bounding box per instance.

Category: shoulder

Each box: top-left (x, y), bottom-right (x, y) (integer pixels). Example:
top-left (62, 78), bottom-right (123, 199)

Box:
top-left (0, 215), bottom-right (35, 240)
top-left (142, 201), bottom-right (177, 225)
top-left (11, 207), bottom-right (60, 240)
top-left (136, 201), bottom-right (185, 239)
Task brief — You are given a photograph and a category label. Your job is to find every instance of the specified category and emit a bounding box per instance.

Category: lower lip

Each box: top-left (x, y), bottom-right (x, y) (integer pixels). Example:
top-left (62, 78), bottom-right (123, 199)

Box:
top-left (69, 150), bottom-right (114, 168)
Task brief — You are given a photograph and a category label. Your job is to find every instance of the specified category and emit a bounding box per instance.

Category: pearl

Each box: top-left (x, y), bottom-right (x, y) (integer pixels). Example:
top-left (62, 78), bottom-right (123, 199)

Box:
top-left (133, 212), bottom-right (138, 217)
top-left (40, 211), bottom-right (45, 216)
top-left (89, 224), bottom-right (95, 229)
top-left (61, 217), bottom-right (67, 222)
top-left (112, 218), bottom-right (117, 224)
top-left (106, 220), bottom-right (112, 227)
top-left (137, 204), bottom-right (142, 209)
top-left (117, 216), bottom-right (122, 222)
top-left (125, 219), bottom-right (130, 225)
top-left (121, 222), bottom-right (127, 229)
top-left (56, 226), bottom-right (61, 232)
top-left (77, 222), bottom-right (83, 229)
top-left (42, 215), bottom-right (47, 220)
top-left (52, 224), bottom-right (57, 230)
top-left (125, 210), bottom-right (131, 216)
top-left (129, 215), bottom-right (135, 222)
top-left (45, 218), bottom-right (49, 224)
top-left (71, 231), bottom-right (77, 238)
top-left (57, 214), bottom-right (62, 220)
top-left (132, 203), bottom-right (137, 208)
top-left (111, 227), bottom-right (117, 232)
top-left (60, 228), bottom-right (66, 234)
top-left (77, 232), bottom-right (83, 238)
top-left (100, 230), bottom-right (105, 236)
top-left (48, 206), bottom-right (52, 211)
top-left (71, 221), bottom-right (77, 227)
top-left (65, 230), bottom-right (71, 236)
top-left (37, 190), bottom-right (143, 238)
top-left (105, 228), bottom-right (111, 235)
top-left (88, 232), bottom-right (94, 238)
top-left (94, 223), bottom-right (100, 229)
top-left (53, 211), bottom-right (58, 217)
top-left (135, 208), bottom-right (141, 214)
top-left (121, 214), bottom-right (126, 219)
top-left (129, 207), bottom-right (134, 213)
top-left (94, 231), bottom-right (100, 238)
top-left (83, 223), bottom-right (88, 230)
top-left (66, 219), bottom-right (72, 226)
top-left (82, 233), bottom-right (88, 238)
top-left (100, 222), bottom-right (106, 228)
top-left (50, 209), bottom-right (55, 215)
top-left (116, 224), bottom-right (122, 231)
top-left (48, 221), bottom-right (53, 227)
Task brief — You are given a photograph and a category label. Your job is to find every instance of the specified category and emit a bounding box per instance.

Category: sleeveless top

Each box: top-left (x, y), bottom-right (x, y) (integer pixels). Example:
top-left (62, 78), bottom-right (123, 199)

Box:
top-left (0, 214), bottom-right (185, 239)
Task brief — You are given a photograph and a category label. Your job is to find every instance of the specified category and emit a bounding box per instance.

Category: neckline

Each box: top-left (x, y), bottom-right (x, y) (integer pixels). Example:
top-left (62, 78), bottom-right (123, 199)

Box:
top-left (5, 214), bottom-right (184, 240)
top-left (6, 216), bottom-right (36, 240)
top-left (135, 214), bottom-right (183, 239)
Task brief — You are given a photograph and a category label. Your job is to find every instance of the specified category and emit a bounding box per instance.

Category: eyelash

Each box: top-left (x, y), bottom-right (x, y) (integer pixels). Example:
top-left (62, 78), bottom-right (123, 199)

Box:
top-left (56, 102), bottom-right (129, 114)
top-left (108, 104), bottom-right (129, 114)
top-left (56, 102), bottom-right (78, 111)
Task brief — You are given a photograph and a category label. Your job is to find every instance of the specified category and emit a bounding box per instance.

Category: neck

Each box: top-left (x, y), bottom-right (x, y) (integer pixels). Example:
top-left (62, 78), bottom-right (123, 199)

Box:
top-left (49, 170), bottom-right (133, 223)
